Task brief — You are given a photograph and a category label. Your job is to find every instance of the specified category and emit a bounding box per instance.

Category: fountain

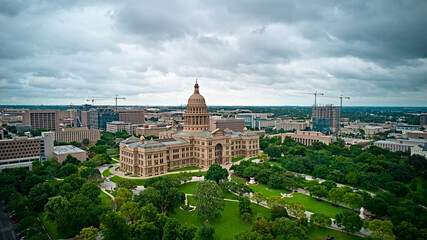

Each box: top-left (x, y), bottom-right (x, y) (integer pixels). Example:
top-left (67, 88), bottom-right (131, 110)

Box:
top-left (248, 177), bottom-right (256, 185)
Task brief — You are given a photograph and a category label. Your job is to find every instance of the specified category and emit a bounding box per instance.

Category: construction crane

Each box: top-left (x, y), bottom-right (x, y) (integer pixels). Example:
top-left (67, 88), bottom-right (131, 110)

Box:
top-left (86, 97), bottom-right (110, 105)
top-left (313, 91), bottom-right (324, 106)
top-left (114, 95), bottom-right (126, 112)
top-left (339, 95), bottom-right (350, 113)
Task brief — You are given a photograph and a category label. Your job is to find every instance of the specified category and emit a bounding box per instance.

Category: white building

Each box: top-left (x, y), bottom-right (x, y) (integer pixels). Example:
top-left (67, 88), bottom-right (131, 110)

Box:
top-left (411, 145), bottom-right (427, 158)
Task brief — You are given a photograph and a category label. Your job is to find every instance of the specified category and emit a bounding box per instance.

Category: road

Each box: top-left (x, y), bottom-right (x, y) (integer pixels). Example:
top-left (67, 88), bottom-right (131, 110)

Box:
top-left (0, 201), bottom-right (15, 240)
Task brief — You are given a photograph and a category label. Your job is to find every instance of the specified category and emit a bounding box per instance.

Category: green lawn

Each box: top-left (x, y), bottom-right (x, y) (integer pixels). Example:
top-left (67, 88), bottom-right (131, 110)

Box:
top-left (99, 191), bottom-right (113, 208)
top-left (308, 226), bottom-right (363, 240)
top-left (231, 175), bottom-right (346, 218)
top-left (38, 212), bottom-right (70, 240)
top-left (102, 167), bottom-right (113, 177)
top-left (105, 190), bottom-right (118, 197)
top-left (232, 156), bottom-right (245, 162)
top-left (168, 166), bottom-right (203, 172)
top-left (178, 182), bottom-right (240, 200)
top-left (171, 196), bottom-right (271, 240)
top-left (110, 172), bottom-right (207, 186)
top-left (266, 160), bottom-right (282, 167)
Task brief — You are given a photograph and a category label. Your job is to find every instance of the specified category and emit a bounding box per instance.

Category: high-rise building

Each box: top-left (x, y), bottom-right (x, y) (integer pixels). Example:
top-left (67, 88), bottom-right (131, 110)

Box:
top-left (420, 113), bottom-right (427, 126)
top-left (312, 105), bottom-right (340, 133)
top-left (118, 109), bottom-right (145, 124)
top-left (0, 132), bottom-right (54, 172)
top-left (23, 110), bottom-right (60, 131)
top-left (89, 108), bottom-right (119, 131)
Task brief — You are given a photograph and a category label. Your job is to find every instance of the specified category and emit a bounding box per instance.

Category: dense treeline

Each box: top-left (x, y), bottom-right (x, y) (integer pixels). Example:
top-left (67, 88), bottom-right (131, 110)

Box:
top-left (241, 135), bottom-right (427, 238)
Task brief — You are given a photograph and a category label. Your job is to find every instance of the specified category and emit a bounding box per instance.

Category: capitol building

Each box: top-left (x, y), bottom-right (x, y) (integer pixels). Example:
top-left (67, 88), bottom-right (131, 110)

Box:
top-left (119, 82), bottom-right (260, 177)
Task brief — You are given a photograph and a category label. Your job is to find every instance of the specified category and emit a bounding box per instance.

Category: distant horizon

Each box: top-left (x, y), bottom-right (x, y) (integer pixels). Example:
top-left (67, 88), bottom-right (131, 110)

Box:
top-left (2, 104), bottom-right (427, 108)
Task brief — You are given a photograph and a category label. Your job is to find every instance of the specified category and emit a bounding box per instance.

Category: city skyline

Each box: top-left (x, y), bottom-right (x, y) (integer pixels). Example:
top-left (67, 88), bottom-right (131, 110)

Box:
top-left (1, 1), bottom-right (426, 106)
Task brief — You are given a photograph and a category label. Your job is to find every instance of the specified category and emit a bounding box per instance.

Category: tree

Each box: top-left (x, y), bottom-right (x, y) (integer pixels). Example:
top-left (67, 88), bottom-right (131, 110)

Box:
top-left (82, 138), bottom-right (90, 146)
top-left (268, 173), bottom-right (284, 189)
top-left (385, 181), bottom-right (409, 197)
top-left (196, 223), bottom-right (215, 240)
top-left (76, 227), bottom-right (98, 240)
top-left (178, 172), bottom-right (192, 183)
top-left (194, 180), bottom-right (225, 220)
top-left (204, 164), bottom-right (228, 184)
top-left (327, 186), bottom-right (352, 206)
top-left (140, 203), bottom-right (159, 222)
top-left (162, 218), bottom-right (182, 240)
top-left (334, 210), bottom-right (362, 234)
top-left (310, 213), bottom-right (331, 228)
top-left (79, 167), bottom-right (100, 179)
top-left (252, 192), bottom-right (266, 205)
top-left (63, 155), bottom-right (79, 165)
top-left (308, 184), bottom-right (328, 200)
top-left (28, 182), bottom-right (58, 212)
top-left (117, 179), bottom-right (137, 190)
top-left (345, 172), bottom-right (358, 186)
top-left (180, 223), bottom-right (197, 240)
top-left (275, 217), bottom-right (308, 240)
top-left (59, 163), bottom-right (78, 177)
top-left (287, 202), bottom-right (306, 219)
top-left (115, 187), bottom-right (133, 210)
top-left (264, 145), bottom-right (281, 159)
top-left (100, 211), bottom-right (131, 240)
top-left (312, 165), bottom-right (329, 179)
top-left (365, 219), bottom-right (395, 240)
top-left (365, 197), bottom-right (389, 217)
top-left (44, 195), bottom-right (70, 222)
top-left (119, 201), bottom-right (141, 224)
top-left (239, 197), bottom-right (252, 215)
top-left (343, 192), bottom-right (364, 209)
top-left (394, 221), bottom-right (419, 240)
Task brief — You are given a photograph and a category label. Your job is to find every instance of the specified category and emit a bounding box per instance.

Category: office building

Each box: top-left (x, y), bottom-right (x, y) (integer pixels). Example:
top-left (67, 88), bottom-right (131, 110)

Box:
top-left (89, 108), bottom-right (119, 131)
top-left (118, 109), bottom-right (145, 124)
top-left (136, 125), bottom-right (170, 137)
top-left (23, 110), bottom-right (60, 131)
top-left (420, 113), bottom-right (427, 127)
top-left (54, 127), bottom-right (101, 145)
top-left (106, 121), bottom-right (142, 135)
top-left (280, 131), bottom-right (335, 146)
top-left (411, 145), bottom-right (427, 158)
top-left (374, 140), bottom-right (414, 152)
top-left (120, 82), bottom-right (259, 177)
top-left (275, 120), bottom-right (308, 132)
top-left (312, 105), bottom-right (340, 133)
top-left (210, 118), bottom-right (245, 132)
top-left (0, 132), bottom-right (54, 172)
top-left (53, 145), bottom-right (87, 163)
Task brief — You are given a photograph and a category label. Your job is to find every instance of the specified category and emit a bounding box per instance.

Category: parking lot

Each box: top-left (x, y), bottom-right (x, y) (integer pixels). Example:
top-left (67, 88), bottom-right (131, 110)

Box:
top-left (0, 201), bottom-right (15, 240)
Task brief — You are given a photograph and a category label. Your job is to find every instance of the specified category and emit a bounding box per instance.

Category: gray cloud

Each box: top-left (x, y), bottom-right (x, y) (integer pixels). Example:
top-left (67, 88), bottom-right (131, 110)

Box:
top-left (0, 0), bottom-right (426, 106)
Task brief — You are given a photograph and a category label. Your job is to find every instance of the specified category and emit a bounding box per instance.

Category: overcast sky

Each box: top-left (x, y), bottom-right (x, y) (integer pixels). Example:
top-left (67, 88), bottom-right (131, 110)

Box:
top-left (0, 0), bottom-right (426, 107)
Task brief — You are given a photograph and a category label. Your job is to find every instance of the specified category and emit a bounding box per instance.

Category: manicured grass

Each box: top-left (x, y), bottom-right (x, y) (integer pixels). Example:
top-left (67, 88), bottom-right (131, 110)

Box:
top-left (171, 197), bottom-right (271, 240)
top-left (38, 212), bottom-right (70, 240)
top-left (168, 166), bottom-right (203, 172)
top-left (232, 156), bottom-right (245, 162)
top-left (102, 167), bottom-right (112, 177)
top-left (178, 182), bottom-right (240, 200)
top-left (231, 175), bottom-right (346, 218)
top-left (99, 191), bottom-right (113, 208)
top-left (178, 182), bottom-right (198, 194)
top-left (110, 172), bottom-right (207, 186)
top-left (105, 190), bottom-right (118, 197)
top-left (308, 226), bottom-right (363, 240)
top-left (107, 149), bottom-right (118, 153)
top-left (266, 160), bottom-right (282, 167)
top-left (248, 156), bottom-right (259, 161)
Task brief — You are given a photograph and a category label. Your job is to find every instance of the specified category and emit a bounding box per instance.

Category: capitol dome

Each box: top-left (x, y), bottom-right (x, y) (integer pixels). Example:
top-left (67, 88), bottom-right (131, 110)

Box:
top-left (183, 81), bottom-right (210, 133)
top-left (187, 82), bottom-right (206, 107)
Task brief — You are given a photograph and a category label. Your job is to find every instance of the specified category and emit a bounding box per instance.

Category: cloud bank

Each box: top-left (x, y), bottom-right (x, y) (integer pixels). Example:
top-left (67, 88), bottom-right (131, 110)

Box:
top-left (0, 0), bottom-right (426, 106)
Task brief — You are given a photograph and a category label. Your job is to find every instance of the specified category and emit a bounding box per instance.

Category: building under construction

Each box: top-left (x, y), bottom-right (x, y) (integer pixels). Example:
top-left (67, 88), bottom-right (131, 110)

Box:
top-left (312, 105), bottom-right (341, 133)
